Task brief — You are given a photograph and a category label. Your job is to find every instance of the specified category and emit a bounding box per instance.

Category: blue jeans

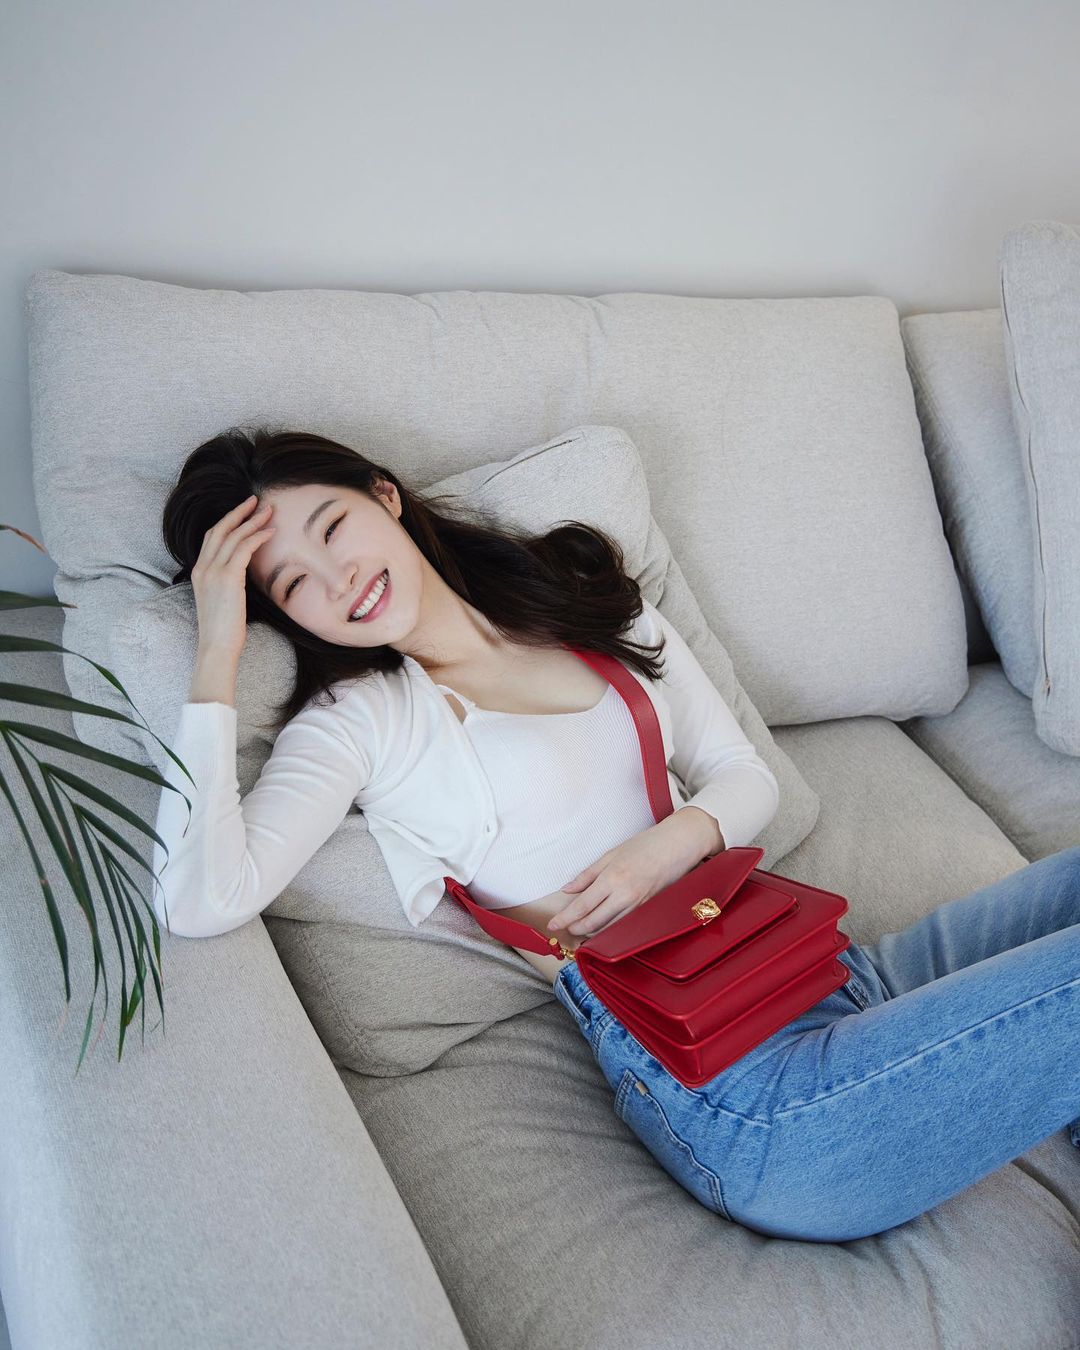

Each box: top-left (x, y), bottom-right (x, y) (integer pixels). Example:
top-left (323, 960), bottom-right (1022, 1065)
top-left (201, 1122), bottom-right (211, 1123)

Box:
top-left (553, 845), bottom-right (1080, 1242)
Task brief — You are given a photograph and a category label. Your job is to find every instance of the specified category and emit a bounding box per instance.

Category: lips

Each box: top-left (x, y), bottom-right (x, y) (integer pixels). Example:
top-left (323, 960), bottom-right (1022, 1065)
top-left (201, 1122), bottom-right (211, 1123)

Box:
top-left (348, 570), bottom-right (388, 621)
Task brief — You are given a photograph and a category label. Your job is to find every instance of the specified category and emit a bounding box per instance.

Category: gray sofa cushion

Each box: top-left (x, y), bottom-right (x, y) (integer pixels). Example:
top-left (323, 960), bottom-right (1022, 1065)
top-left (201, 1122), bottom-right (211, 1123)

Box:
top-left (26, 268), bottom-right (966, 734)
top-left (901, 307), bottom-right (1033, 694)
top-left (0, 605), bottom-right (467, 1350)
top-left (901, 660), bottom-right (1080, 863)
top-left (337, 725), bottom-right (1080, 1350)
top-left (341, 1026), bottom-right (1080, 1350)
top-left (1000, 219), bottom-right (1080, 754)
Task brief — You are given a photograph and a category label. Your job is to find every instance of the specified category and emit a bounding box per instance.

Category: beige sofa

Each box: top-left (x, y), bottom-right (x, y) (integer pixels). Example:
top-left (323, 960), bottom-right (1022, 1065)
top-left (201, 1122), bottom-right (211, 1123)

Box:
top-left (3, 254), bottom-right (1079, 1349)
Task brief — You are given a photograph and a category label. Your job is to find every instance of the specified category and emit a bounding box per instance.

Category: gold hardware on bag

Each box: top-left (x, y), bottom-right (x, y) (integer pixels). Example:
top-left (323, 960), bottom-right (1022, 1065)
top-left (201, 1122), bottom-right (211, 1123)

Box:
top-left (692, 896), bottom-right (721, 923)
top-left (548, 935), bottom-right (578, 961)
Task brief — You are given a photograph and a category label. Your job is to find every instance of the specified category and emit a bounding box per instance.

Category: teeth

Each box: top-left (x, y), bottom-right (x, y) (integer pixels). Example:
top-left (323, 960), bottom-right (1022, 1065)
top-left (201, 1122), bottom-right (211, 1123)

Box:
top-left (349, 570), bottom-right (388, 620)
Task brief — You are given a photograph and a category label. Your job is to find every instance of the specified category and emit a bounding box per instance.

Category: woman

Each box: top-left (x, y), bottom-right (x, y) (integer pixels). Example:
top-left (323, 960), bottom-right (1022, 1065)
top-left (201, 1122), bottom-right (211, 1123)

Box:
top-left (156, 423), bottom-right (1080, 1244)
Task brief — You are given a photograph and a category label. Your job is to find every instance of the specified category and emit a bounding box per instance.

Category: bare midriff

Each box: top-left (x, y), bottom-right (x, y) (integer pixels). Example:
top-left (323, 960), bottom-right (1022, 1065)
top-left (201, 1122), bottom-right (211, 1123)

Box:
top-left (490, 895), bottom-right (584, 986)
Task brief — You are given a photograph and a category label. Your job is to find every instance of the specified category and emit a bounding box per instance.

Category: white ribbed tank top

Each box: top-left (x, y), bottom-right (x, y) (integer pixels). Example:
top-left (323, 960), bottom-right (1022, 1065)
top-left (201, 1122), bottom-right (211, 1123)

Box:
top-left (434, 679), bottom-right (661, 911)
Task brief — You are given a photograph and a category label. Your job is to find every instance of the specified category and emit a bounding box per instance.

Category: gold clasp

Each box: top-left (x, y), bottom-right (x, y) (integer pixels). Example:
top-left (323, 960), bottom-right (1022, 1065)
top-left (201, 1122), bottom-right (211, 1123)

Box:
top-left (691, 896), bottom-right (721, 923)
top-left (548, 936), bottom-right (578, 961)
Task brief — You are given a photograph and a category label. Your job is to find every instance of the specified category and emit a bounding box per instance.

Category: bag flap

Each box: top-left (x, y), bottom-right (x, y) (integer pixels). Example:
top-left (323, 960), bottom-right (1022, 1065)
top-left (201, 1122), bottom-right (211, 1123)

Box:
top-left (633, 880), bottom-right (798, 979)
top-left (580, 845), bottom-right (766, 962)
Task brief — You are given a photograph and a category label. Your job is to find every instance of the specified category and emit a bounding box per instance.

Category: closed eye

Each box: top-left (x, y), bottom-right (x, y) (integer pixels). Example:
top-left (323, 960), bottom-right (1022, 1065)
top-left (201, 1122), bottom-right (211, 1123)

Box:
top-left (283, 514), bottom-right (343, 601)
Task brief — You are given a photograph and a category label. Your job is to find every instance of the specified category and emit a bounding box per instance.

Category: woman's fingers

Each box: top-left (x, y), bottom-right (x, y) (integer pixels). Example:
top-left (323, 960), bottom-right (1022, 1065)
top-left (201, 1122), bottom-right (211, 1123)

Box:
top-left (217, 503), bottom-right (275, 569)
top-left (227, 507), bottom-right (275, 561)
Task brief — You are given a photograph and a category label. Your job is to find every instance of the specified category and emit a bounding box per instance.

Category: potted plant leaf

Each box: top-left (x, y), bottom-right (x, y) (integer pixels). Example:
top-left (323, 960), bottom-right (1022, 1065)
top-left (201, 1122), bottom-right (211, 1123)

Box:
top-left (1, 522), bottom-right (193, 1071)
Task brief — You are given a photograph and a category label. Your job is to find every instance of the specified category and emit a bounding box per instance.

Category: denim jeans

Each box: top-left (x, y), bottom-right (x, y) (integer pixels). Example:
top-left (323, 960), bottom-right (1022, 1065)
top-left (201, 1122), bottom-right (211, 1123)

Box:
top-left (553, 845), bottom-right (1080, 1242)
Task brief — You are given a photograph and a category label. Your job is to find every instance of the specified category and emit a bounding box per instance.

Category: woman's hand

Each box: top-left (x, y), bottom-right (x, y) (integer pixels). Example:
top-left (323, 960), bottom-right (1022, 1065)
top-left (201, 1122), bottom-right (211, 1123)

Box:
top-left (545, 810), bottom-right (717, 941)
top-left (190, 493), bottom-right (276, 664)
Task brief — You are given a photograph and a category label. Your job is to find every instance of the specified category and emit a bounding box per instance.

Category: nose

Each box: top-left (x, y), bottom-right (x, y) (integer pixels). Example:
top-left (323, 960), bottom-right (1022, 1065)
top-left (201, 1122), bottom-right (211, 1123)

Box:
top-left (334, 566), bottom-right (358, 602)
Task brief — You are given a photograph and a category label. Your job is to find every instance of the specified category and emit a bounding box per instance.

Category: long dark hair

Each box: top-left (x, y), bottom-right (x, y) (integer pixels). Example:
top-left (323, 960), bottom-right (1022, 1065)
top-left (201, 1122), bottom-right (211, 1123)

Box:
top-left (162, 424), bottom-right (667, 735)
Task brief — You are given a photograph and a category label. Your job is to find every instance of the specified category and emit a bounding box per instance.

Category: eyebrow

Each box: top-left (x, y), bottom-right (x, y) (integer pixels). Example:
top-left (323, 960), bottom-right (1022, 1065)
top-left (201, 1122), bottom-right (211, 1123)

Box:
top-left (263, 498), bottom-right (340, 599)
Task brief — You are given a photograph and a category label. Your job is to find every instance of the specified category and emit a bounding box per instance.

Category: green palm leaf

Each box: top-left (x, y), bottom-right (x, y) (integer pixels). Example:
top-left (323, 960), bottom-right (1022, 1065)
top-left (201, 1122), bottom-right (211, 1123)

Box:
top-left (1, 559), bottom-right (195, 1066)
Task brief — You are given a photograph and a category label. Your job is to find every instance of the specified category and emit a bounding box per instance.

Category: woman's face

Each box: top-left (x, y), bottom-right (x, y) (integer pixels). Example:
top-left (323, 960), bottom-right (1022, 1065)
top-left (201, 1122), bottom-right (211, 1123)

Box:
top-left (247, 479), bottom-right (423, 647)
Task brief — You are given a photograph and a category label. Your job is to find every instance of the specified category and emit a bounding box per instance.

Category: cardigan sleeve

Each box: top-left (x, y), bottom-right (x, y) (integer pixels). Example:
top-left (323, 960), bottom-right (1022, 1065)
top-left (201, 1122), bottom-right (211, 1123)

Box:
top-left (150, 696), bottom-right (372, 939)
top-left (644, 600), bottom-right (780, 851)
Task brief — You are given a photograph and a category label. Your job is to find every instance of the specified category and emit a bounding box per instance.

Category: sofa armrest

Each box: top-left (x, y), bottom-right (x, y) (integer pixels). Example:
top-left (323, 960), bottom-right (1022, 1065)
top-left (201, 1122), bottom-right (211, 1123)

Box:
top-left (0, 812), bottom-right (468, 1350)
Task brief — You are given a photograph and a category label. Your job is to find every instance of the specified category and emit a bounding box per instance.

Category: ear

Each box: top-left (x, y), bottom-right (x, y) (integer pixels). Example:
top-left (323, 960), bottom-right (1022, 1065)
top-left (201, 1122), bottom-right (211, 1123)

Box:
top-left (372, 477), bottom-right (399, 514)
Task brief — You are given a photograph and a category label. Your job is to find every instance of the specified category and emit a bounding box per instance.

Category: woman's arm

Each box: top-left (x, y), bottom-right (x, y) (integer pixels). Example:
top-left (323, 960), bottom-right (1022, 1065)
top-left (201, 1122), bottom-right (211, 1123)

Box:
top-left (151, 653), bottom-right (371, 939)
top-left (645, 600), bottom-right (780, 852)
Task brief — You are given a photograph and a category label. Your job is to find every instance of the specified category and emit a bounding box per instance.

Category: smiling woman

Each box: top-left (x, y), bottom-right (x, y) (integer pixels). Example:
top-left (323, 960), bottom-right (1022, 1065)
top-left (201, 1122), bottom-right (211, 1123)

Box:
top-left (160, 424), bottom-right (669, 739)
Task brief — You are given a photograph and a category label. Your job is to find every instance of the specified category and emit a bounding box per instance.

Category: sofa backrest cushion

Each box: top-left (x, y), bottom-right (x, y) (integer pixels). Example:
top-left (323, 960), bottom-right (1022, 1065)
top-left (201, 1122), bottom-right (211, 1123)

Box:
top-left (1000, 219), bottom-right (1080, 755)
top-left (900, 307), bottom-right (1031, 693)
top-left (26, 269), bottom-right (967, 732)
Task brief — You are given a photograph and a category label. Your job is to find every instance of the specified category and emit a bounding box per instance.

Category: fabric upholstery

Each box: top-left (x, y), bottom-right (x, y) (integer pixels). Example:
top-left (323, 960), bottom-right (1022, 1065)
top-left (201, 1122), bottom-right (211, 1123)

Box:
top-left (336, 719), bottom-right (1080, 1350)
top-left (901, 307), bottom-right (1033, 694)
top-left (16, 265), bottom-right (1080, 1350)
top-left (1000, 219), bottom-right (1080, 753)
top-left (0, 605), bottom-right (467, 1350)
top-left (901, 660), bottom-right (1080, 863)
top-left (26, 268), bottom-right (967, 732)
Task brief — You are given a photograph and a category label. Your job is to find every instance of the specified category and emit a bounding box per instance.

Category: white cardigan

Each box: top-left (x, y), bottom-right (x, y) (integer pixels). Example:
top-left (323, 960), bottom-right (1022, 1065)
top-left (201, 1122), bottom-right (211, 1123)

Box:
top-left (151, 599), bottom-right (780, 938)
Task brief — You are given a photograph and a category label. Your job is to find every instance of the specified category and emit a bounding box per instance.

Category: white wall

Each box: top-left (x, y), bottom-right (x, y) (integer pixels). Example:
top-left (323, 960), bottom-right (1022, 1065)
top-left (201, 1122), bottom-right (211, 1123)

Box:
top-left (3, 0), bottom-right (1079, 599)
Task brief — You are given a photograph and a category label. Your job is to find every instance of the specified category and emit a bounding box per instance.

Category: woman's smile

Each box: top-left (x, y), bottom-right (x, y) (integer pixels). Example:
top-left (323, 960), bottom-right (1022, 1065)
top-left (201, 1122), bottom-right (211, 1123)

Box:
top-left (348, 569), bottom-right (391, 623)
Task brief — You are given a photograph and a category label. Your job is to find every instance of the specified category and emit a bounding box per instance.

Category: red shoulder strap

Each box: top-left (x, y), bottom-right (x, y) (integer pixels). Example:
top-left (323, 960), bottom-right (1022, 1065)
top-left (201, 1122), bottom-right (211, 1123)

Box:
top-left (444, 641), bottom-right (676, 955)
top-left (568, 646), bottom-right (675, 825)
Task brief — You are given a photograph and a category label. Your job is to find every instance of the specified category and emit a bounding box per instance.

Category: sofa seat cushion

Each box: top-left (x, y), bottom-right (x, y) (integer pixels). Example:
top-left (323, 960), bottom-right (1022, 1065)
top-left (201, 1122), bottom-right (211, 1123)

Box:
top-left (332, 722), bottom-right (1079, 1350)
top-left (900, 660), bottom-right (1080, 863)
top-left (766, 714), bottom-right (1028, 942)
top-left (338, 993), bottom-right (1080, 1350)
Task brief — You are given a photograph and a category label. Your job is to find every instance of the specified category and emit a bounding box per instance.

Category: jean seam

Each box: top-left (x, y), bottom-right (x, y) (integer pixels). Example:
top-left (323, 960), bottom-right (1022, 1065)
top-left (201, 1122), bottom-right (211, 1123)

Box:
top-left (844, 973), bottom-right (872, 1011)
top-left (616, 1069), bottom-right (734, 1220)
top-left (614, 1066), bottom-right (634, 1117)
top-left (591, 1011), bottom-right (617, 1059)
top-left (773, 967), bottom-right (1080, 1117)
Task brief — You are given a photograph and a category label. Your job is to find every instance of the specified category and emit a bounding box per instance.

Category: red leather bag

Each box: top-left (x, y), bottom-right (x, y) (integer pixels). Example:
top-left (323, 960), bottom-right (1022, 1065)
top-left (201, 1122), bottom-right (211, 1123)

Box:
top-left (445, 641), bottom-right (853, 1089)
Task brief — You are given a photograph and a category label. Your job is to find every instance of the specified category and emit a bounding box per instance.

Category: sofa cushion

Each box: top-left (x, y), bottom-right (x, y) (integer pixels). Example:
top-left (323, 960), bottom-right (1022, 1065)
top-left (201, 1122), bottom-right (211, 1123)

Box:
top-left (0, 604), bottom-right (470, 1350)
top-left (901, 660), bottom-right (1080, 863)
top-left (1000, 219), bottom-right (1080, 754)
top-left (108, 422), bottom-right (821, 1076)
top-left (340, 1031), bottom-right (1080, 1350)
top-left (900, 308), bottom-right (1032, 693)
top-left (26, 267), bottom-right (967, 734)
top-left (336, 743), bottom-right (1079, 1350)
